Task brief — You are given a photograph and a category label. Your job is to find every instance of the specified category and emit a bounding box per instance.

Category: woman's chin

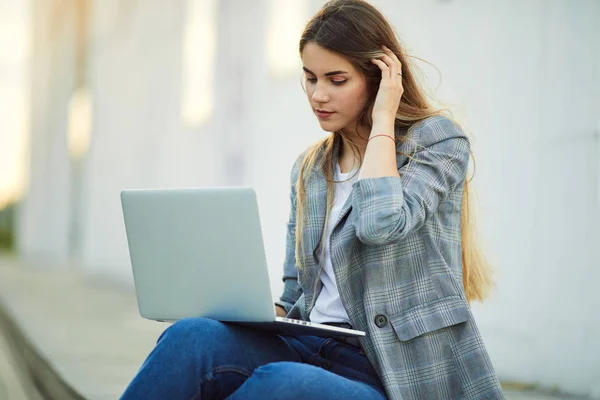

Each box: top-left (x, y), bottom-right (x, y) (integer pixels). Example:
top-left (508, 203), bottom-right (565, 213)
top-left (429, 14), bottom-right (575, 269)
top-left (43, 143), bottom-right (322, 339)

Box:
top-left (317, 120), bottom-right (344, 133)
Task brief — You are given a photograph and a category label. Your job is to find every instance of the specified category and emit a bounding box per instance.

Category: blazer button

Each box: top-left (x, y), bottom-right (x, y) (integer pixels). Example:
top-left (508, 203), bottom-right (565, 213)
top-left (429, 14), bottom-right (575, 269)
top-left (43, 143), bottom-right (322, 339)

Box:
top-left (374, 314), bottom-right (388, 328)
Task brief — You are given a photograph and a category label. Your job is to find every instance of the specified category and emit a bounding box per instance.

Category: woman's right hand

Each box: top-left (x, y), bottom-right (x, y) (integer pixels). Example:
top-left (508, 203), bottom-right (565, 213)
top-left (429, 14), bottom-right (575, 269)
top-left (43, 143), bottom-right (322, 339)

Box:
top-left (275, 305), bottom-right (287, 317)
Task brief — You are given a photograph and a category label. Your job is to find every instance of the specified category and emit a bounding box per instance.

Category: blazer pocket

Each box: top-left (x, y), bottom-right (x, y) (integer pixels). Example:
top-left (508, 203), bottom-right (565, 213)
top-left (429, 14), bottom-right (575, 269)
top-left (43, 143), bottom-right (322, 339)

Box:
top-left (389, 296), bottom-right (471, 341)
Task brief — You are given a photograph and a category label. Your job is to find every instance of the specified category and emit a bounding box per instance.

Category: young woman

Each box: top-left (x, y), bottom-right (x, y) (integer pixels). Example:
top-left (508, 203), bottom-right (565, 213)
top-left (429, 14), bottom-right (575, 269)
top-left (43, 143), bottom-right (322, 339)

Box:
top-left (121, 1), bottom-right (503, 399)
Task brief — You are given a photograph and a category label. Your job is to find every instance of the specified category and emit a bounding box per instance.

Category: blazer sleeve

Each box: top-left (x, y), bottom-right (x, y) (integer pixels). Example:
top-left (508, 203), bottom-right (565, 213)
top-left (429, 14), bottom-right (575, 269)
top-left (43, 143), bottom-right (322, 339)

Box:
top-left (275, 157), bottom-right (303, 313)
top-left (352, 116), bottom-right (470, 246)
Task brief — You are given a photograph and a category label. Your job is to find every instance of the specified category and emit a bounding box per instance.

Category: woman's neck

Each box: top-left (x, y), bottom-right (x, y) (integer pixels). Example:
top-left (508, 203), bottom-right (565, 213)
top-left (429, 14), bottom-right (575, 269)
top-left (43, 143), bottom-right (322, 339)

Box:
top-left (338, 125), bottom-right (369, 173)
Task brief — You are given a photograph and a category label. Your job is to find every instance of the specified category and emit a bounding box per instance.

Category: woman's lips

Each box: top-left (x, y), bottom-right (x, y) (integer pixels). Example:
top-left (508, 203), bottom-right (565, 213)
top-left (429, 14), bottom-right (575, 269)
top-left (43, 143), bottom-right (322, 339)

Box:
top-left (315, 110), bottom-right (335, 119)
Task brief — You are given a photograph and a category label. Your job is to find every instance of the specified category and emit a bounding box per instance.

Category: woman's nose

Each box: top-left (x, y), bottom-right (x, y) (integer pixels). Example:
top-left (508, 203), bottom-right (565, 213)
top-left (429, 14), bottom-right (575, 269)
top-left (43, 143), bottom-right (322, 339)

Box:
top-left (312, 83), bottom-right (329, 103)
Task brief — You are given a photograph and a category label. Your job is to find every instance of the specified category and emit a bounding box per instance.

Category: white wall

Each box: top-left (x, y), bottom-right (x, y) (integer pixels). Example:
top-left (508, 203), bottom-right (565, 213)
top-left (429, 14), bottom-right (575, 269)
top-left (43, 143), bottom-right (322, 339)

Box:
top-left (81, 0), bottom-right (192, 278)
top-left (392, 1), bottom-right (600, 396)
top-left (17, 0), bottom-right (600, 396)
top-left (17, 0), bottom-right (77, 266)
top-left (382, 1), bottom-right (600, 396)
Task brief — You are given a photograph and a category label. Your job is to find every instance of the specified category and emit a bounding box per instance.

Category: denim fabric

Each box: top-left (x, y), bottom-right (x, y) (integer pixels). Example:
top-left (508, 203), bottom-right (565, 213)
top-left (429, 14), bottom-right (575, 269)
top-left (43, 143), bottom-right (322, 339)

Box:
top-left (120, 318), bottom-right (386, 400)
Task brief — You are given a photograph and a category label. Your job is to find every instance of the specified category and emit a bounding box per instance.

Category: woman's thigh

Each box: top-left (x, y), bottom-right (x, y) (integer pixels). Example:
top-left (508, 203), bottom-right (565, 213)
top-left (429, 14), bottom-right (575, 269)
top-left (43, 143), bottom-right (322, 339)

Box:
top-left (226, 361), bottom-right (387, 400)
top-left (121, 318), bottom-right (300, 400)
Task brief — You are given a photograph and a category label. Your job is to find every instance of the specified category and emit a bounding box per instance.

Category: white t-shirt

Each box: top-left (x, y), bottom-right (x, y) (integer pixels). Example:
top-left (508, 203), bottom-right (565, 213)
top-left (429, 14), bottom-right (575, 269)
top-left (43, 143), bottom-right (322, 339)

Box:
top-left (309, 162), bottom-right (359, 324)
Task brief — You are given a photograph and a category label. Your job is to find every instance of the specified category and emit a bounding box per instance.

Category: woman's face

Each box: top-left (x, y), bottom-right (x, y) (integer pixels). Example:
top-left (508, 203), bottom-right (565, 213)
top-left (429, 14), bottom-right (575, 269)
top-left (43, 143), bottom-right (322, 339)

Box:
top-left (301, 42), bottom-right (369, 134)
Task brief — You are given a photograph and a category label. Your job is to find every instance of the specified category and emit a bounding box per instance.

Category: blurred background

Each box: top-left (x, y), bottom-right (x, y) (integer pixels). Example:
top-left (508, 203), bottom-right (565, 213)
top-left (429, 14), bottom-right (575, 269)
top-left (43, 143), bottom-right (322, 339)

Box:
top-left (0, 0), bottom-right (599, 398)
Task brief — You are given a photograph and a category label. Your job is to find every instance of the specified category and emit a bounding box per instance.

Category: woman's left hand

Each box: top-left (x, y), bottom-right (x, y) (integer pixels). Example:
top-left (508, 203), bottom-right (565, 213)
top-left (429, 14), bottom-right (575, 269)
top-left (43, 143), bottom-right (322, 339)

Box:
top-left (370, 46), bottom-right (404, 127)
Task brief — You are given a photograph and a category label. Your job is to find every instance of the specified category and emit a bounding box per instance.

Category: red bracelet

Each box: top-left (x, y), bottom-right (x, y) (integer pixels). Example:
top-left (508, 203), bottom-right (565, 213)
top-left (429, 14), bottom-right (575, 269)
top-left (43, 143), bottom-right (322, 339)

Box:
top-left (368, 134), bottom-right (395, 143)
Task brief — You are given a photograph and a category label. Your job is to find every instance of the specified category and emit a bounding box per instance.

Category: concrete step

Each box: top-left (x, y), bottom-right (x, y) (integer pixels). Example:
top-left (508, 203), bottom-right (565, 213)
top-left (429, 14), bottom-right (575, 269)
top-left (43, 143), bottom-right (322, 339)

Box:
top-left (0, 256), bottom-right (164, 399)
top-left (0, 321), bottom-right (43, 400)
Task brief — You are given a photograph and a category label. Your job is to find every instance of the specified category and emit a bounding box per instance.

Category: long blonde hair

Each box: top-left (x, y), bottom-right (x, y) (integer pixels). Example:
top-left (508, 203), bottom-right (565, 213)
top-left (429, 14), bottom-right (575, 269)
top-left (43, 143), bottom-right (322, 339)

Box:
top-left (295, 0), bottom-right (492, 303)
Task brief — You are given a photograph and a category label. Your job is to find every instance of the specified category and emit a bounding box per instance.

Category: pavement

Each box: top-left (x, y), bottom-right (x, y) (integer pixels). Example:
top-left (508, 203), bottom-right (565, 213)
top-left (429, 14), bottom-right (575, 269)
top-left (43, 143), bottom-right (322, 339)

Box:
top-left (0, 325), bottom-right (41, 400)
top-left (0, 254), bottom-right (595, 400)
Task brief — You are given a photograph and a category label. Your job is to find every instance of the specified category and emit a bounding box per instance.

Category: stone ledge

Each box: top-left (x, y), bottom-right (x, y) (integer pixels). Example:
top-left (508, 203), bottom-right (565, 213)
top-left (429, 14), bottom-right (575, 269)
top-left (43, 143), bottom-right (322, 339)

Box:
top-left (0, 303), bottom-right (80, 399)
top-left (0, 256), bottom-right (165, 400)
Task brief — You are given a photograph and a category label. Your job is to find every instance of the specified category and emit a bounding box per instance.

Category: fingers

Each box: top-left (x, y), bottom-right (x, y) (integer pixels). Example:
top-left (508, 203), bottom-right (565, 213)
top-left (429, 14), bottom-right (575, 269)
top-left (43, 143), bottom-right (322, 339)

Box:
top-left (371, 58), bottom-right (389, 78)
top-left (386, 47), bottom-right (402, 79)
top-left (371, 46), bottom-right (402, 82)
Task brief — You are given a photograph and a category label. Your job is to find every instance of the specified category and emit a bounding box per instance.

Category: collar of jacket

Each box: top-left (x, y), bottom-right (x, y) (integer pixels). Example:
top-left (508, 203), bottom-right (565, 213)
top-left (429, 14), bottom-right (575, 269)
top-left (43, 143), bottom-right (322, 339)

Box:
top-left (302, 129), bottom-right (412, 261)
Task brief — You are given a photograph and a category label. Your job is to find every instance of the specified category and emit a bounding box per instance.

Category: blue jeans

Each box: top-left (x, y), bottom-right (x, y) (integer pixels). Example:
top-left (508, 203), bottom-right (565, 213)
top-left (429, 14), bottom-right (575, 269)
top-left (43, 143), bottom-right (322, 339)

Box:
top-left (120, 317), bottom-right (386, 399)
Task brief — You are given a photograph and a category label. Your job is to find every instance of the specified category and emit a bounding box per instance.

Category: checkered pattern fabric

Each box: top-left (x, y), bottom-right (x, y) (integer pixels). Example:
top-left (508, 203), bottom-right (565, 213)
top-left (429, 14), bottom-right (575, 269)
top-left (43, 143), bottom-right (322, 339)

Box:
top-left (276, 116), bottom-right (504, 399)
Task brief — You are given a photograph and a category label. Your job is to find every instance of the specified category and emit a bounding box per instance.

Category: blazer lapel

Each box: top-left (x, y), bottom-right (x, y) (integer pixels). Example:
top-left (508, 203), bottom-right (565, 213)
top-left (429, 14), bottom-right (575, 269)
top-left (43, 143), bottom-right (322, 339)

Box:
top-left (296, 151), bottom-right (327, 305)
top-left (305, 163), bottom-right (328, 263)
top-left (306, 136), bottom-right (354, 260)
top-left (329, 136), bottom-right (357, 234)
top-left (304, 135), bottom-right (406, 261)
top-left (330, 134), bottom-right (409, 235)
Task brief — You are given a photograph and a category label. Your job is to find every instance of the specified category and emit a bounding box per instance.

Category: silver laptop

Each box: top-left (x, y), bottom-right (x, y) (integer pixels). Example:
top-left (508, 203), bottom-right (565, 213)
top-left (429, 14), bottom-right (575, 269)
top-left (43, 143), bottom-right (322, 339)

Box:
top-left (120, 187), bottom-right (365, 338)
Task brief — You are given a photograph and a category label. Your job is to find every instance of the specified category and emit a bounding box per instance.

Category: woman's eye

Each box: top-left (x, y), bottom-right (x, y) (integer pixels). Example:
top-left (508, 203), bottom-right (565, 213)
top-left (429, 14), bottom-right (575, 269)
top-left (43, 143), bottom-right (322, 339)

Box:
top-left (305, 77), bottom-right (347, 86)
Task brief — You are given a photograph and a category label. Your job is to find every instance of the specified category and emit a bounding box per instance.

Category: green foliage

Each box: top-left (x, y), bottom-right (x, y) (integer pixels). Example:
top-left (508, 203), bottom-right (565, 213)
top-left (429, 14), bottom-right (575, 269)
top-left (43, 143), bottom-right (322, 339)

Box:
top-left (0, 203), bottom-right (15, 251)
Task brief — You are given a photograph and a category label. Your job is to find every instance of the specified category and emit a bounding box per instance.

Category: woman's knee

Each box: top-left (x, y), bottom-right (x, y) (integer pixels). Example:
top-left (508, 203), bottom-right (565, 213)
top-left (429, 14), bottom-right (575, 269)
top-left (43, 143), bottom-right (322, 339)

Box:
top-left (249, 362), bottom-right (380, 399)
top-left (256, 361), bottom-right (318, 377)
top-left (254, 362), bottom-right (331, 391)
top-left (157, 317), bottom-right (223, 351)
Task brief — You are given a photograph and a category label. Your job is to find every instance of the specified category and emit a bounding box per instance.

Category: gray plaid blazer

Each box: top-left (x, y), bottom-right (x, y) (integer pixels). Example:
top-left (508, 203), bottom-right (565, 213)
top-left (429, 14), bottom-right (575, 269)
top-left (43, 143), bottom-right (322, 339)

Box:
top-left (276, 116), bottom-right (504, 399)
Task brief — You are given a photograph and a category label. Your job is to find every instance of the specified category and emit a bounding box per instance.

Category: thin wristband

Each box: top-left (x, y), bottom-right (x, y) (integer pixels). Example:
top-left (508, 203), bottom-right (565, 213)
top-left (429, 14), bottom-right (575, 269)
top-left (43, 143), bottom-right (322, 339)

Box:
top-left (368, 134), bottom-right (395, 143)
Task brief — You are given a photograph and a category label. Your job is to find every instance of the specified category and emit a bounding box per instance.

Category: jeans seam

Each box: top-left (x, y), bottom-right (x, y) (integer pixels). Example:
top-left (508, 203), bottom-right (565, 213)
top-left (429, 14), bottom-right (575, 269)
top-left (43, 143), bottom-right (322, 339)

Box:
top-left (333, 338), bottom-right (357, 351)
top-left (328, 342), bottom-right (386, 398)
top-left (277, 335), bottom-right (303, 363)
top-left (192, 366), bottom-right (252, 400)
top-left (308, 338), bottom-right (333, 365)
top-left (325, 345), bottom-right (345, 369)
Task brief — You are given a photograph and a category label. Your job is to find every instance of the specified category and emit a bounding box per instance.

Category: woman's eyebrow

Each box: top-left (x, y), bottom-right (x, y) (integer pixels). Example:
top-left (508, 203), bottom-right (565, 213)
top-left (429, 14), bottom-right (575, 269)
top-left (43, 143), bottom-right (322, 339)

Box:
top-left (302, 67), bottom-right (349, 76)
